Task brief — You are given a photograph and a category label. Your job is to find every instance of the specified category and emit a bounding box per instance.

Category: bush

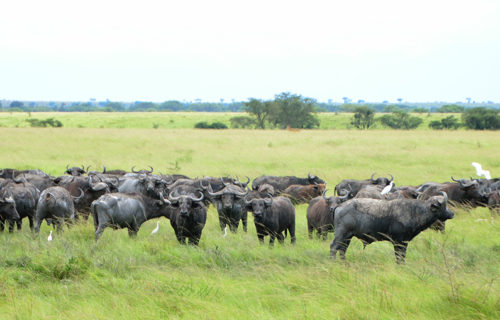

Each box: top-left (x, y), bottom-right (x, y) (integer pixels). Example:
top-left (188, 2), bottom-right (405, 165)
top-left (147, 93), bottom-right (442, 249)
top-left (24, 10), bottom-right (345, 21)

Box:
top-left (461, 107), bottom-right (500, 130)
top-left (230, 116), bottom-right (256, 128)
top-left (194, 121), bottom-right (228, 129)
top-left (436, 104), bottom-right (464, 113)
top-left (379, 111), bottom-right (423, 129)
top-left (26, 118), bottom-right (63, 127)
top-left (351, 106), bottom-right (375, 129)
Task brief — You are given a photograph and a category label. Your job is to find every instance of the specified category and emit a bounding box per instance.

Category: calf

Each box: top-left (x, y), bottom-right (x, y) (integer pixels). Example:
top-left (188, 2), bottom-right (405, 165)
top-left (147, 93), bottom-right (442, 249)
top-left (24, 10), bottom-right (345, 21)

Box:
top-left (330, 192), bottom-right (454, 263)
top-left (306, 193), bottom-right (349, 240)
top-left (245, 196), bottom-right (296, 245)
top-left (91, 192), bottom-right (172, 240)
top-left (0, 196), bottom-right (20, 230)
top-left (35, 187), bottom-right (84, 233)
top-left (282, 184), bottom-right (326, 204)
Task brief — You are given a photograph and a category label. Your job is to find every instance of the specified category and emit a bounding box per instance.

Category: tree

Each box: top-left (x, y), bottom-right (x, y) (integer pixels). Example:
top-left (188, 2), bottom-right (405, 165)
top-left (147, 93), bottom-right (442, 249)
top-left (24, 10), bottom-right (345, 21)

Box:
top-left (105, 102), bottom-right (125, 111)
top-left (428, 116), bottom-right (460, 130)
top-left (351, 106), bottom-right (375, 129)
top-left (272, 92), bottom-right (319, 129)
top-left (9, 101), bottom-right (24, 109)
top-left (436, 104), bottom-right (464, 113)
top-left (379, 110), bottom-right (423, 129)
top-left (462, 107), bottom-right (500, 130)
top-left (243, 98), bottom-right (273, 129)
top-left (230, 116), bottom-right (256, 128)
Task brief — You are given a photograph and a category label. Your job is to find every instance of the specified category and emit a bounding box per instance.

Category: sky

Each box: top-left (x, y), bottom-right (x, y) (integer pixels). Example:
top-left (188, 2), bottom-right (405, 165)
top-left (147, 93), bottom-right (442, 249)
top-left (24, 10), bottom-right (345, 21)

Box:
top-left (1, 0), bottom-right (499, 103)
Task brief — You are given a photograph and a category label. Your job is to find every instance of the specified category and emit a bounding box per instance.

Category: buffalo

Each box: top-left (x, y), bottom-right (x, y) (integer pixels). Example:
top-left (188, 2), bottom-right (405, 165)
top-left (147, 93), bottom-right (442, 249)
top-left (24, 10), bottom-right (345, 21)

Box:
top-left (207, 181), bottom-right (248, 233)
top-left (91, 192), bottom-right (172, 240)
top-left (168, 190), bottom-right (207, 245)
top-left (330, 192), bottom-right (454, 263)
top-left (252, 173), bottom-right (325, 193)
top-left (34, 187), bottom-right (84, 233)
top-left (282, 183), bottom-right (326, 204)
top-left (0, 178), bottom-right (40, 232)
top-left (245, 196), bottom-right (296, 245)
top-left (306, 193), bottom-right (349, 240)
top-left (334, 173), bottom-right (393, 198)
top-left (0, 195), bottom-right (20, 231)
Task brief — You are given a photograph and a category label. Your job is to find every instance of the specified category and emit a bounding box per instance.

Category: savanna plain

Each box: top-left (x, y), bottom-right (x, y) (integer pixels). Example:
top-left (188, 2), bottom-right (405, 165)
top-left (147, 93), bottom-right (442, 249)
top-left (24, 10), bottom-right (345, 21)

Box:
top-left (0, 112), bottom-right (499, 319)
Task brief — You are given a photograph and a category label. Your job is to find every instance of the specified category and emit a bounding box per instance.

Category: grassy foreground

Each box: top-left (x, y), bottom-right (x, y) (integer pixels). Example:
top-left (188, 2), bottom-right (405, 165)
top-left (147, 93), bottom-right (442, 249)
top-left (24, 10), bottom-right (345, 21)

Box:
top-left (0, 128), bottom-right (499, 319)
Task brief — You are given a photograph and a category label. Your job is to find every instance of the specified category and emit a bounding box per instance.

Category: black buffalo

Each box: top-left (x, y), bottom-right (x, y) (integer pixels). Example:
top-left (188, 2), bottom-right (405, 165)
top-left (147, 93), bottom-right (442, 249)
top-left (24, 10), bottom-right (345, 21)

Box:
top-left (91, 192), bottom-right (172, 240)
top-left (334, 173), bottom-right (393, 198)
top-left (207, 182), bottom-right (248, 233)
top-left (168, 190), bottom-right (207, 245)
top-left (245, 196), bottom-right (296, 245)
top-left (0, 195), bottom-right (20, 231)
top-left (34, 187), bottom-right (84, 233)
top-left (0, 178), bottom-right (40, 232)
top-left (252, 173), bottom-right (325, 193)
top-left (65, 165), bottom-right (88, 176)
top-left (330, 192), bottom-right (454, 263)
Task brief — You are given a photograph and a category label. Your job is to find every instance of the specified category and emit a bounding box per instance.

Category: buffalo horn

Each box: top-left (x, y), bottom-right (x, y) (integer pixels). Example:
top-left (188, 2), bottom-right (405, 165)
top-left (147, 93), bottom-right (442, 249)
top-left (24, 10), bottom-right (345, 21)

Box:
top-left (160, 192), bottom-right (171, 205)
top-left (264, 195), bottom-right (273, 206)
top-left (451, 176), bottom-right (459, 183)
top-left (72, 188), bottom-right (85, 202)
top-left (371, 173), bottom-right (377, 183)
top-left (102, 166), bottom-right (106, 173)
top-left (131, 166), bottom-right (139, 173)
top-left (207, 184), bottom-right (224, 197)
top-left (189, 191), bottom-right (204, 202)
top-left (147, 166), bottom-right (154, 174)
top-left (388, 174), bottom-right (394, 182)
top-left (168, 189), bottom-right (181, 202)
top-left (439, 191), bottom-right (448, 204)
top-left (89, 176), bottom-right (108, 191)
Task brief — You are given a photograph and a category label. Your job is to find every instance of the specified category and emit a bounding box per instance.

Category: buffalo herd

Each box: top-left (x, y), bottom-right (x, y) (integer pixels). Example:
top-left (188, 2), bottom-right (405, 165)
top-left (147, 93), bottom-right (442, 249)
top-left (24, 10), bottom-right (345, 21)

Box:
top-left (0, 166), bottom-right (498, 263)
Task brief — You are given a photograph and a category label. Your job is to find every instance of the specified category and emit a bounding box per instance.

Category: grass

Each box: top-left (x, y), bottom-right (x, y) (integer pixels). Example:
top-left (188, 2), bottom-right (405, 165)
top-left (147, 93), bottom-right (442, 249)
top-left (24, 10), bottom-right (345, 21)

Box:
top-left (0, 111), bottom-right (463, 130)
top-left (0, 123), bottom-right (499, 319)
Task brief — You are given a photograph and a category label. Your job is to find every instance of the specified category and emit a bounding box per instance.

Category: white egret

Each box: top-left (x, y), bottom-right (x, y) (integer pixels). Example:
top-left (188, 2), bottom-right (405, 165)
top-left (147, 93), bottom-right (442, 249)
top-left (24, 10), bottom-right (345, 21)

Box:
top-left (47, 230), bottom-right (53, 242)
top-left (151, 221), bottom-right (160, 235)
top-left (381, 181), bottom-right (394, 195)
top-left (472, 162), bottom-right (491, 179)
top-left (223, 226), bottom-right (228, 237)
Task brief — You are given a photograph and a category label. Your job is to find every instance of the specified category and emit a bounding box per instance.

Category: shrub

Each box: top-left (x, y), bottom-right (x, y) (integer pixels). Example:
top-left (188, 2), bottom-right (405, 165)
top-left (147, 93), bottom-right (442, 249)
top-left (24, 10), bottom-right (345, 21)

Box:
top-left (194, 121), bottom-right (228, 129)
top-left (26, 118), bottom-right (63, 127)
top-left (461, 107), bottom-right (500, 130)
top-left (351, 106), bottom-right (375, 129)
top-left (379, 111), bottom-right (423, 129)
top-left (230, 116), bottom-right (256, 128)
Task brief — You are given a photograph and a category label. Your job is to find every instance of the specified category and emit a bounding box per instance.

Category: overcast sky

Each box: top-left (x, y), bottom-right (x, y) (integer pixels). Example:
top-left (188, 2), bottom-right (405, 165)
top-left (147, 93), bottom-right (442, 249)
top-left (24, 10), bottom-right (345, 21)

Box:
top-left (1, 0), bottom-right (499, 103)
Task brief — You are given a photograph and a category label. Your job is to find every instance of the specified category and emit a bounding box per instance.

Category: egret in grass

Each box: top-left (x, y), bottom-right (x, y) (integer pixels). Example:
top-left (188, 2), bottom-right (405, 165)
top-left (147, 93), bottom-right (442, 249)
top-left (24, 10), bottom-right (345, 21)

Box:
top-left (151, 221), bottom-right (160, 235)
top-left (381, 181), bottom-right (394, 195)
top-left (48, 230), bottom-right (53, 242)
top-left (223, 226), bottom-right (228, 237)
top-left (472, 162), bottom-right (491, 179)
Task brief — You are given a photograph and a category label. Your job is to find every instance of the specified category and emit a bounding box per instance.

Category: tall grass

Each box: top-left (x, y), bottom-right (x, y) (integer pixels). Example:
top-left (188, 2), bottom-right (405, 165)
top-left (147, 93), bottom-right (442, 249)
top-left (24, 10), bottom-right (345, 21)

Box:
top-left (0, 127), bottom-right (499, 319)
top-left (0, 111), bottom-right (462, 130)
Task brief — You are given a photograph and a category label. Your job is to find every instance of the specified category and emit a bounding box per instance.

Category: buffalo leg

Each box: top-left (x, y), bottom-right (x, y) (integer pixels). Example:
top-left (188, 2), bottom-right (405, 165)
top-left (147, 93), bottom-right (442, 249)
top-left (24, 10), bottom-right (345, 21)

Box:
top-left (8, 220), bottom-right (15, 233)
top-left (95, 225), bottom-right (106, 241)
top-left (307, 221), bottom-right (313, 239)
top-left (289, 226), bottom-right (296, 245)
top-left (16, 219), bottom-right (22, 230)
top-left (257, 234), bottom-right (265, 244)
top-left (277, 233), bottom-right (285, 244)
top-left (28, 216), bottom-right (34, 232)
top-left (218, 216), bottom-right (227, 233)
top-left (242, 211), bottom-right (248, 232)
top-left (128, 228), bottom-right (138, 238)
top-left (0, 218), bottom-right (4, 232)
top-left (393, 242), bottom-right (408, 264)
top-left (330, 229), bottom-right (351, 260)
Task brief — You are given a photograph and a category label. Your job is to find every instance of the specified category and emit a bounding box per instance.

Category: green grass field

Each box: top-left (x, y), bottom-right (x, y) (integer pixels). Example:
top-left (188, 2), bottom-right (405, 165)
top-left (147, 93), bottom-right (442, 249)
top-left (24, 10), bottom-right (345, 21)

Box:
top-left (0, 111), bottom-right (462, 130)
top-left (0, 118), bottom-right (499, 319)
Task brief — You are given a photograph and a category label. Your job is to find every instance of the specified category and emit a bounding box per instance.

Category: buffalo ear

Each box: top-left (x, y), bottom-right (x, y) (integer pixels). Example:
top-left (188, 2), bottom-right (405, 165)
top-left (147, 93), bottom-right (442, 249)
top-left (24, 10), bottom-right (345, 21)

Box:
top-left (430, 199), bottom-right (443, 212)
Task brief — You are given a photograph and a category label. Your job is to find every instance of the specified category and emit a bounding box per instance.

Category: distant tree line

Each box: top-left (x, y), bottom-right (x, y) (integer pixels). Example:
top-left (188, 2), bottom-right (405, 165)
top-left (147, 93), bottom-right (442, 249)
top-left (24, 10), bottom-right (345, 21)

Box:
top-left (350, 106), bottom-right (499, 130)
top-left (2, 99), bottom-right (498, 114)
